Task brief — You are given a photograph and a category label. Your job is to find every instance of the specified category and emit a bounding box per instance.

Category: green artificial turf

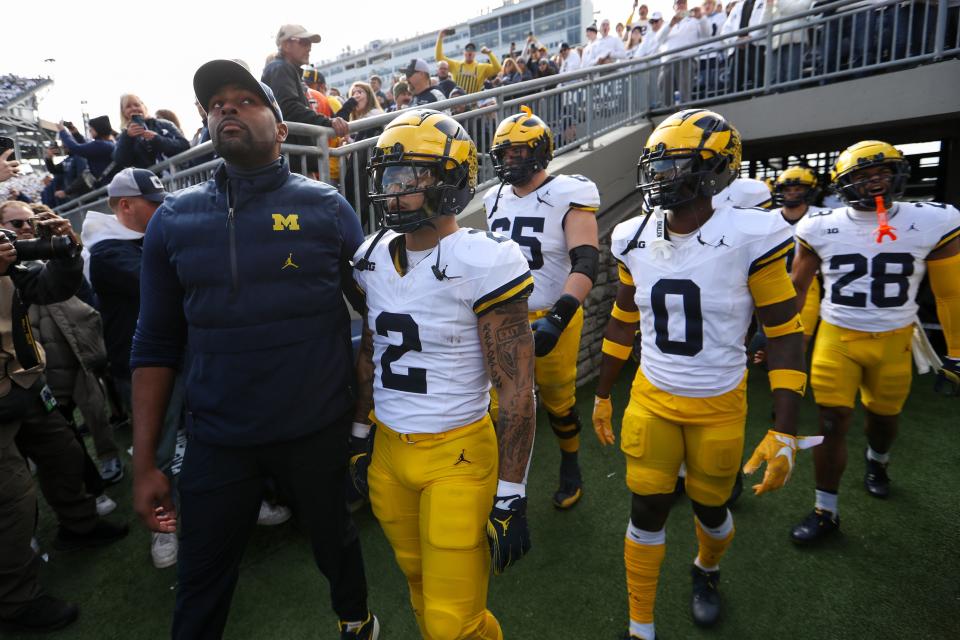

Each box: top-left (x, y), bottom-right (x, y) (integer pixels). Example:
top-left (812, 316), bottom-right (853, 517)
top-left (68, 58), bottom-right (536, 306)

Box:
top-left (13, 363), bottom-right (958, 639)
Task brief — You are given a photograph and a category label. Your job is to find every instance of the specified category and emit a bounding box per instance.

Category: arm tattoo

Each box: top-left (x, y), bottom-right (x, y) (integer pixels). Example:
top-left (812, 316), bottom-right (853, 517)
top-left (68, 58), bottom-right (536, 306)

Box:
top-left (353, 325), bottom-right (375, 423)
top-left (479, 300), bottom-right (536, 484)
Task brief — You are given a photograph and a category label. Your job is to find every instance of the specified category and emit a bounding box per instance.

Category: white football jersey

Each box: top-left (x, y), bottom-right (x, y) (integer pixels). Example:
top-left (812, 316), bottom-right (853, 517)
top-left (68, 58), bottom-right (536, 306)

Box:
top-left (775, 205), bottom-right (832, 272)
top-left (795, 202), bottom-right (960, 332)
top-left (483, 174), bottom-right (601, 312)
top-left (353, 227), bottom-right (532, 434)
top-left (712, 178), bottom-right (773, 210)
top-left (611, 206), bottom-right (795, 397)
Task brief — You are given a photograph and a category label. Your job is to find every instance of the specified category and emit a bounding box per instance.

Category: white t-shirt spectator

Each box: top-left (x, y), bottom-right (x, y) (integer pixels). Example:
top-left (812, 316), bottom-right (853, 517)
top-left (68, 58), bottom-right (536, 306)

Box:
top-left (699, 11), bottom-right (729, 57)
top-left (560, 50), bottom-right (582, 74)
top-left (660, 16), bottom-right (711, 61)
top-left (588, 35), bottom-right (628, 66)
top-left (581, 39), bottom-right (600, 67)
top-left (722, 0), bottom-right (773, 56)
top-left (634, 27), bottom-right (667, 59)
top-left (633, 19), bottom-right (650, 38)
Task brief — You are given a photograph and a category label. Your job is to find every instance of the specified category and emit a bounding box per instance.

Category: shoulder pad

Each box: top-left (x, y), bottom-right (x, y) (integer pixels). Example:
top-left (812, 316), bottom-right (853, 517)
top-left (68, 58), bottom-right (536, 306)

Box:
top-left (728, 206), bottom-right (792, 238)
top-left (908, 201), bottom-right (960, 218)
top-left (454, 228), bottom-right (523, 269)
top-left (552, 174), bottom-right (601, 210)
top-left (806, 206), bottom-right (834, 218)
top-left (610, 215), bottom-right (646, 255)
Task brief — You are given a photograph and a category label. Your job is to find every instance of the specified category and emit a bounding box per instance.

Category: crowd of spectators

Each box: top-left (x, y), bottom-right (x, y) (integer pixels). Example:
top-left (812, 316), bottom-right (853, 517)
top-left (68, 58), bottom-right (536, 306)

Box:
top-left (0, 74), bottom-right (46, 107)
top-left (7, 0), bottom-right (950, 212)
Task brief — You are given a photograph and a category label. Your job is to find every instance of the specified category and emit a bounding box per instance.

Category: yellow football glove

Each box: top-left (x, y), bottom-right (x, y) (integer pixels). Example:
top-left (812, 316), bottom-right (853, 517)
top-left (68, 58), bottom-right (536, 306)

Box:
top-left (593, 395), bottom-right (615, 445)
top-left (743, 429), bottom-right (823, 495)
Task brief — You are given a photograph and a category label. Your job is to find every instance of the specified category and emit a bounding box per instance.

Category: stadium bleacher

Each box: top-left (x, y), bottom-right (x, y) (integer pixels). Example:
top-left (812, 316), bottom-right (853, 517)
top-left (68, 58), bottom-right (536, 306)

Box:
top-left (0, 73), bottom-right (47, 107)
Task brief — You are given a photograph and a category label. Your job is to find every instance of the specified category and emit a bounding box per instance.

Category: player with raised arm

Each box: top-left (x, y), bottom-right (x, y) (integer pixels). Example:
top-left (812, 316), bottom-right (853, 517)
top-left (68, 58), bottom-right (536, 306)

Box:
top-left (349, 109), bottom-right (536, 640)
top-left (789, 140), bottom-right (960, 545)
top-left (592, 109), bottom-right (819, 639)
top-left (484, 107), bottom-right (601, 509)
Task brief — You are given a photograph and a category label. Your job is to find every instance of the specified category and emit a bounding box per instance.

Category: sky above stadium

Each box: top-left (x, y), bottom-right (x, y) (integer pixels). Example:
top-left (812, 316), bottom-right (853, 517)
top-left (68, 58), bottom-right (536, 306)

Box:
top-left (7, 0), bottom-right (675, 139)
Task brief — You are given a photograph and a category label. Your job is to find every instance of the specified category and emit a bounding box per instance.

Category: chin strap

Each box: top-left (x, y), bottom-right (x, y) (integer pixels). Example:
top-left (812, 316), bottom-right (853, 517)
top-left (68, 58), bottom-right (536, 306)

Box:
top-left (353, 227), bottom-right (389, 272)
top-left (874, 195), bottom-right (898, 244)
top-left (487, 181), bottom-right (506, 219)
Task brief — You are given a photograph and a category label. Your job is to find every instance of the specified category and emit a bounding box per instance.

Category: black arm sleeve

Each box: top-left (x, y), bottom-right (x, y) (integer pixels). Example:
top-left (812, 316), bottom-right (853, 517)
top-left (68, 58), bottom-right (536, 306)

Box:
top-left (9, 256), bottom-right (83, 307)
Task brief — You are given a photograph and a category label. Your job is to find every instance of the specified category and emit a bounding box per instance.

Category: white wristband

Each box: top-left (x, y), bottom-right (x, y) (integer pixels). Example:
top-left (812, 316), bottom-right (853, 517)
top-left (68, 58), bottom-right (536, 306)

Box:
top-left (351, 422), bottom-right (372, 438)
top-left (496, 479), bottom-right (526, 498)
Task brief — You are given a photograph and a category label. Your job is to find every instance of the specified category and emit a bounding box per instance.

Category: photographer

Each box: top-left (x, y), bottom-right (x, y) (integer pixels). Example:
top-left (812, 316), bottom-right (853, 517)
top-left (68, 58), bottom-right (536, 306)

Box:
top-left (0, 204), bottom-right (127, 632)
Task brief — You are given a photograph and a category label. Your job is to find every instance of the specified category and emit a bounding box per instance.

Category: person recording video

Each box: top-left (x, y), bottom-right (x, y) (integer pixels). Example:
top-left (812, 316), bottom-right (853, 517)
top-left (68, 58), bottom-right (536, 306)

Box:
top-left (0, 201), bottom-right (127, 633)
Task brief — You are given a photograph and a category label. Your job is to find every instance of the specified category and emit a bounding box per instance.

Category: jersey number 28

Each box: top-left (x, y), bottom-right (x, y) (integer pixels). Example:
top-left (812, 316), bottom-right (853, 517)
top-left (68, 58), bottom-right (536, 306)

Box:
top-left (829, 253), bottom-right (914, 308)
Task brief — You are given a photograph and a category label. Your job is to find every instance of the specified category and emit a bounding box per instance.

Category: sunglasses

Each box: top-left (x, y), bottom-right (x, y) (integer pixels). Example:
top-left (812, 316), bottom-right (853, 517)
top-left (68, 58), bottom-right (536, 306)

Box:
top-left (5, 219), bottom-right (34, 229)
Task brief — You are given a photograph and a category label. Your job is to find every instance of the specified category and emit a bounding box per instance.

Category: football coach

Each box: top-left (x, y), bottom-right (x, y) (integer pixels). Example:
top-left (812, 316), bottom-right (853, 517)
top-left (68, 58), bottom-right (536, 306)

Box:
top-left (130, 59), bottom-right (377, 639)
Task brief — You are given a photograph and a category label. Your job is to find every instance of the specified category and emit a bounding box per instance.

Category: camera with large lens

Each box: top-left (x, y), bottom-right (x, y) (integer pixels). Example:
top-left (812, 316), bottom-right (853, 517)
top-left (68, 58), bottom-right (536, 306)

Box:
top-left (0, 228), bottom-right (80, 263)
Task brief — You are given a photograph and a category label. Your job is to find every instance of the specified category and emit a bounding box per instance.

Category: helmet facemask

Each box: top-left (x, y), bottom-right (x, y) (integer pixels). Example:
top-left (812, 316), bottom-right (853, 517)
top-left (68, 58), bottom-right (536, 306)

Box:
top-left (637, 146), bottom-right (731, 210)
top-left (774, 182), bottom-right (819, 208)
top-left (835, 161), bottom-right (909, 211)
top-left (490, 140), bottom-right (549, 187)
top-left (368, 143), bottom-right (472, 233)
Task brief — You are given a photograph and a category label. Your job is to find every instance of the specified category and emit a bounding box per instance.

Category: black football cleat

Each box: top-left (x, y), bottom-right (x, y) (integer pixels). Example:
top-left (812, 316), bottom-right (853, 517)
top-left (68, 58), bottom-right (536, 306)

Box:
top-left (620, 633), bottom-right (659, 639)
top-left (53, 519), bottom-right (128, 552)
top-left (790, 508), bottom-right (840, 546)
top-left (339, 613), bottom-right (379, 640)
top-left (0, 594), bottom-right (79, 632)
top-left (690, 565), bottom-right (721, 627)
top-left (864, 449), bottom-right (891, 499)
top-left (553, 451), bottom-right (583, 509)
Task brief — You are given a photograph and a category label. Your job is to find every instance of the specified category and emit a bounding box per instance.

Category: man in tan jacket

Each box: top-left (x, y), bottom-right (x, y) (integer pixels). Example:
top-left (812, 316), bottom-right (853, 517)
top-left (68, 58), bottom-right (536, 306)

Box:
top-left (0, 204), bottom-right (127, 633)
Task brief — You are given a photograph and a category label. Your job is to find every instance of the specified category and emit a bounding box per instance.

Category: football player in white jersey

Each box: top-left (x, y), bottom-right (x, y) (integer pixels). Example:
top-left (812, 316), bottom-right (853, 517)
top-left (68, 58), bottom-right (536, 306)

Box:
top-left (591, 109), bottom-right (818, 640)
top-left (753, 166), bottom-right (831, 365)
top-left (483, 106), bottom-right (601, 509)
top-left (789, 140), bottom-right (960, 545)
top-left (349, 110), bottom-right (537, 640)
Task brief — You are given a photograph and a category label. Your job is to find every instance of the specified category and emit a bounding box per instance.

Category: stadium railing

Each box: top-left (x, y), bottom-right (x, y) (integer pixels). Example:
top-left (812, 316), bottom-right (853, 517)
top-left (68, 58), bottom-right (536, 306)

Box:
top-left (55, 0), bottom-right (958, 230)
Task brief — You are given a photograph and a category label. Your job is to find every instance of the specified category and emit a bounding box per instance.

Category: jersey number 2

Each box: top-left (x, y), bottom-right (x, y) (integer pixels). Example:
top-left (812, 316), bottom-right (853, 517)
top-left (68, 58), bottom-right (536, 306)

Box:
top-left (491, 217), bottom-right (544, 269)
top-left (376, 312), bottom-right (427, 394)
top-left (651, 279), bottom-right (704, 356)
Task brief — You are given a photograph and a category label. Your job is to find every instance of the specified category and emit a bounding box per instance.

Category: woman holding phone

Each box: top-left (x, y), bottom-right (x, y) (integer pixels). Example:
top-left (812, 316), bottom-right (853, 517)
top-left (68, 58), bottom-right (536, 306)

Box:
top-left (114, 93), bottom-right (189, 170)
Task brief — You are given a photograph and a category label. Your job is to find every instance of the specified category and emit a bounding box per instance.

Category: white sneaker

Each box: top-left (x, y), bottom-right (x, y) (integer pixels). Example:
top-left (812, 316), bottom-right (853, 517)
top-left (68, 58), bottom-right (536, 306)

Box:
top-left (151, 532), bottom-right (178, 569)
top-left (99, 457), bottom-right (124, 484)
top-left (95, 494), bottom-right (117, 516)
top-left (257, 501), bottom-right (291, 526)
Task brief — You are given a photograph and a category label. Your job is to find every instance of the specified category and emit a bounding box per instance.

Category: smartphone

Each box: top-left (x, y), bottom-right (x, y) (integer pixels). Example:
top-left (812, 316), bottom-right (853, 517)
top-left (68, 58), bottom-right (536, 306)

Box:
top-left (443, 28), bottom-right (456, 36)
top-left (0, 136), bottom-right (13, 152)
top-left (131, 115), bottom-right (146, 126)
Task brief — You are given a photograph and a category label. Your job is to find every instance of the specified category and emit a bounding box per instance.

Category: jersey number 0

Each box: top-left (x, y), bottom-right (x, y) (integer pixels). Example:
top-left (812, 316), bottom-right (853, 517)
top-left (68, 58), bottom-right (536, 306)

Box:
top-left (651, 279), bottom-right (704, 356)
